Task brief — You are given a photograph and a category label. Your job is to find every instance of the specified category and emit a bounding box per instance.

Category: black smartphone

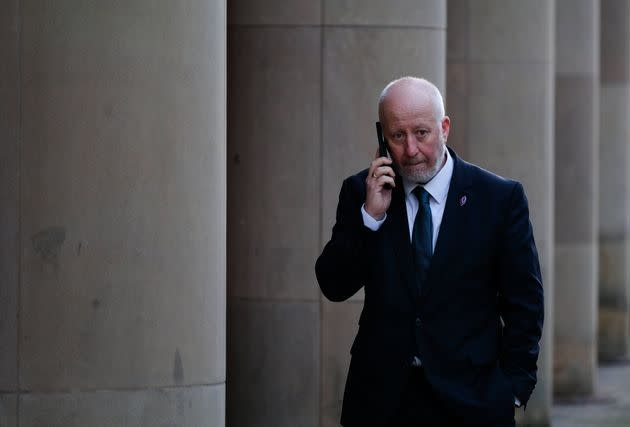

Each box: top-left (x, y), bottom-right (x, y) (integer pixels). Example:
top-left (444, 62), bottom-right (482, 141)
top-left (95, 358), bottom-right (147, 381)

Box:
top-left (375, 121), bottom-right (392, 189)
top-left (375, 121), bottom-right (388, 158)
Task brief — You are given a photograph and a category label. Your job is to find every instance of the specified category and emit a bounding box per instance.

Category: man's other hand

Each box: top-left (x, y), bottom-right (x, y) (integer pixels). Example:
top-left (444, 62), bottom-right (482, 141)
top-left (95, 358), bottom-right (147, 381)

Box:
top-left (365, 151), bottom-right (395, 221)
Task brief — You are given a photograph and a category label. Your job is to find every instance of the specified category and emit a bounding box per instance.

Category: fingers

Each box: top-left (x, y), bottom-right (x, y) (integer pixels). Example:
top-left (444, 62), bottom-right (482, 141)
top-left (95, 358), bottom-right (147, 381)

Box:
top-left (365, 154), bottom-right (395, 218)
top-left (368, 167), bottom-right (395, 190)
top-left (370, 165), bottom-right (395, 181)
top-left (368, 156), bottom-right (393, 177)
top-left (375, 174), bottom-right (395, 189)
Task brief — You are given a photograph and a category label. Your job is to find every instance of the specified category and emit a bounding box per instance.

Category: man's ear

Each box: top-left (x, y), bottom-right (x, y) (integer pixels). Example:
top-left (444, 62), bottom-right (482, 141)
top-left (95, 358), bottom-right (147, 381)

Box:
top-left (441, 116), bottom-right (451, 141)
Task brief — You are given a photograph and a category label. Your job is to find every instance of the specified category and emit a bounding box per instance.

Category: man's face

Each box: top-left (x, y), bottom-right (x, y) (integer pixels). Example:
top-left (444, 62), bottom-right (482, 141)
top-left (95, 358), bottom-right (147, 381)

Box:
top-left (380, 89), bottom-right (450, 184)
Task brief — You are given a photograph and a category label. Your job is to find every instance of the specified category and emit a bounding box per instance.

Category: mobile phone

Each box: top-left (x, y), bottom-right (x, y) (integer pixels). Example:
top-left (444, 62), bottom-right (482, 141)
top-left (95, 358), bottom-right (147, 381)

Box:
top-left (375, 121), bottom-right (392, 189)
top-left (375, 121), bottom-right (388, 158)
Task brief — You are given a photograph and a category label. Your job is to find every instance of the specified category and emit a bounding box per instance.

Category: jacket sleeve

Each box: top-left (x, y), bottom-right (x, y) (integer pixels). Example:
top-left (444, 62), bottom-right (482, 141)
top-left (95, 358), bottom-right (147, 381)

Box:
top-left (497, 181), bottom-right (545, 407)
top-left (315, 176), bottom-right (375, 302)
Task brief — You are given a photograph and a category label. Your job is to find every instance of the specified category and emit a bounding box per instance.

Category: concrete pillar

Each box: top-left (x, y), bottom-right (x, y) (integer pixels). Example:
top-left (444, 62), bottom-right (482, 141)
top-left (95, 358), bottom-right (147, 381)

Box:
top-left (227, 1), bottom-right (445, 426)
top-left (447, 1), bottom-right (554, 425)
top-left (553, 0), bottom-right (599, 396)
top-left (599, 0), bottom-right (630, 362)
top-left (0, 1), bottom-right (226, 426)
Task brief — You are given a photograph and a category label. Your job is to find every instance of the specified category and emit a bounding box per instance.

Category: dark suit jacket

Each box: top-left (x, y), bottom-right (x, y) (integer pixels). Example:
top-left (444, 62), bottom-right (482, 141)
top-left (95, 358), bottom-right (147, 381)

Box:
top-left (315, 148), bottom-right (544, 427)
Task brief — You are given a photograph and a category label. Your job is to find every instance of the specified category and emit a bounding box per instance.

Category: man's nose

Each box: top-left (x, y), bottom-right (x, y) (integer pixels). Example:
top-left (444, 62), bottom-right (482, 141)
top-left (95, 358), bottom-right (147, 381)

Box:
top-left (404, 136), bottom-right (418, 157)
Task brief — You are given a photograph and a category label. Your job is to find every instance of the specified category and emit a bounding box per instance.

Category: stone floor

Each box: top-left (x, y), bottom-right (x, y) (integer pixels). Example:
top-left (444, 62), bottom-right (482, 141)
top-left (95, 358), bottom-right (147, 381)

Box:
top-left (552, 361), bottom-right (630, 427)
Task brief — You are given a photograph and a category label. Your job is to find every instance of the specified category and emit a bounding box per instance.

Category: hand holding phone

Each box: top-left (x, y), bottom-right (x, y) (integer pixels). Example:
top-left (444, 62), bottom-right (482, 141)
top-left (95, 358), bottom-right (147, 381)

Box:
top-left (364, 122), bottom-right (395, 220)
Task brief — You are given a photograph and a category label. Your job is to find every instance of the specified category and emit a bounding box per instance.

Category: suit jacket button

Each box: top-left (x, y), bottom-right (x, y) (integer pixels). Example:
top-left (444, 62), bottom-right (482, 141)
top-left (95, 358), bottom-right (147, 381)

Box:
top-left (415, 318), bottom-right (422, 327)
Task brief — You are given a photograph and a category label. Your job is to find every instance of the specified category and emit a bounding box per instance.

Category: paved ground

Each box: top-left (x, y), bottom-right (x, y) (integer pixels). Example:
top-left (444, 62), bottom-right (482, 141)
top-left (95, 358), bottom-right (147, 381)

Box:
top-left (552, 361), bottom-right (630, 427)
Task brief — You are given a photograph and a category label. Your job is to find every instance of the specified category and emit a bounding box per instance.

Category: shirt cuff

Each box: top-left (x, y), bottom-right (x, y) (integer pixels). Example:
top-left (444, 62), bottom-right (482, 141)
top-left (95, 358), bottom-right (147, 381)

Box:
top-left (361, 204), bottom-right (386, 231)
top-left (514, 396), bottom-right (522, 408)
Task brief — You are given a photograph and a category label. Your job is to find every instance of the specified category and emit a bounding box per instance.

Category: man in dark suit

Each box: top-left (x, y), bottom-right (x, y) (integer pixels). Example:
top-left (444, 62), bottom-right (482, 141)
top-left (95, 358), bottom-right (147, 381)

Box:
top-left (315, 77), bottom-right (544, 427)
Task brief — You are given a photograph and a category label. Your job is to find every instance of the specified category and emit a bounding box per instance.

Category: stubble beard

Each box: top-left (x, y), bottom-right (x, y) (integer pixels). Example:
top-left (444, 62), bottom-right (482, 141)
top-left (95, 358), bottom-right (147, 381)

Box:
top-left (397, 140), bottom-right (447, 185)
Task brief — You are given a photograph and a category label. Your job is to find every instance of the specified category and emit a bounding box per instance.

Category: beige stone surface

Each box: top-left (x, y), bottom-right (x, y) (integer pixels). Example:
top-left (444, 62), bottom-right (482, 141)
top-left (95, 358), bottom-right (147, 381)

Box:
top-left (554, 245), bottom-right (598, 395)
top-left (322, 27), bottom-right (446, 245)
top-left (599, 0), bottom-right (630, 361)
top-left (554, 76), bottom-right (598, 244)
top-left (601, 0), bottom-right (630, 84)
top-left (445, 63), bottom-right (470, 158)
top-left (553, 0), bottom-right (599, 397)
top-left (446, 0), bottom-right (469, 62)
top-left (228, 0), bottom-right (320, 25)
top-left (321, 300), bottom-right (362, 427)
top-left (19, 385), bottom-right (225, 427)
top-left (599, 238), bottom-right (630, 299)
top-left (466, 0), bottom-right (553, 63)
top-left (324, 0), bottom-right (445, 27)
top-left (0, 0), bottom-right (18, 91)
top-left (555, 0), bottom-right (599, 75)
top-left (0, 394), bottom-right (17, 427)
top-left (554, 246), bottom-right (598, 337)
top-left (19, 0), bottom-right (226, 390)
top-left (449, 0), bottom-right (554, 63)
top-left (599, 86), bottom-right (630, 233)
top-left (554, 340), bottom-right (597, 396)
top-left (0, 0), bottom-right (19, 392)
top-left (599, 236), bottom-right (630, 359)
top-left (227, 299), bottom-right (319, 427)
top-left (227, 27), bottom-right (321, 301)
top-left (599, 308), bottom-right (630, 361)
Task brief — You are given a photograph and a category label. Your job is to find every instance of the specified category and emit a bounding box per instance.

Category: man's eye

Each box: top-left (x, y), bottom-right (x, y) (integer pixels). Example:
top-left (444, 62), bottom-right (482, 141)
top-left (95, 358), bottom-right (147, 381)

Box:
top-left (416, 129), bottom-right (428, 137)
top-left (393, 132), bottom-right (403, 140)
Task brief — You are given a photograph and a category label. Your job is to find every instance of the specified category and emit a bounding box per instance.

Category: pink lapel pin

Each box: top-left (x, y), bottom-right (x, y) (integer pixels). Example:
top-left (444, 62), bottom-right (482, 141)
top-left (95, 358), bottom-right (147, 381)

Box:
top-left (459, 195), bottom-right (467, 206)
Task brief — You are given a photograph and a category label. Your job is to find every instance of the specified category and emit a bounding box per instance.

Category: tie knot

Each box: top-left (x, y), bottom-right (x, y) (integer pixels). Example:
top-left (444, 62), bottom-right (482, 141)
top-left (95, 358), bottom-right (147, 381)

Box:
top-left (413, 186), bottom-right (431, 205)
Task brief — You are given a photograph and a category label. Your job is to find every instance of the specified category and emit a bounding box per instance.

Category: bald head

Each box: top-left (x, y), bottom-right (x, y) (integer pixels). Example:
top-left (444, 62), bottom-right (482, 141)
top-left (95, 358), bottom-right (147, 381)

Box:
top-left (378, 77), bottom-right (445, 125)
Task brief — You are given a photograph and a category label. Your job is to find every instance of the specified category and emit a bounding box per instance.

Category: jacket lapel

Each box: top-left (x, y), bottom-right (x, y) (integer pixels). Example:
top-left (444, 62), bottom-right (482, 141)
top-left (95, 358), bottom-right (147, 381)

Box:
top-left (423, 148), bottom-right (473, 298)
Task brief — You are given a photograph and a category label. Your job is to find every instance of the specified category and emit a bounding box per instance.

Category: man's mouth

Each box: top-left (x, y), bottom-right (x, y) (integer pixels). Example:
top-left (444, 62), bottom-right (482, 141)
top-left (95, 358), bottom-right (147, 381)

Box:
top-left (404, 160), bottom-right (426, 167)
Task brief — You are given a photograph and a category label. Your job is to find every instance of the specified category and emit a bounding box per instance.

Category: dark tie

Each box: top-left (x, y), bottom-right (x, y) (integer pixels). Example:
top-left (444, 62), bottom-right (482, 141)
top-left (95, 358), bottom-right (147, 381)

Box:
top-left (412, 186), bottom-right (433, 293)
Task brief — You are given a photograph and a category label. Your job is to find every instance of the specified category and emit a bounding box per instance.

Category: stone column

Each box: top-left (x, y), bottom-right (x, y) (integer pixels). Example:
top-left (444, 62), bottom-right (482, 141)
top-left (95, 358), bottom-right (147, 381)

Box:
top-left (0, 1), bottom-right (226, 426)
top-left (599, 0), bottom-right (630, 362)
top-left (553, 0), bottom-right (599, 396)
top-left (226, 3), bottom-right (322, 427)
top-left (448, 1), bottom-right (554, 425)
top-left (227, 1), bottom-right (445, 426)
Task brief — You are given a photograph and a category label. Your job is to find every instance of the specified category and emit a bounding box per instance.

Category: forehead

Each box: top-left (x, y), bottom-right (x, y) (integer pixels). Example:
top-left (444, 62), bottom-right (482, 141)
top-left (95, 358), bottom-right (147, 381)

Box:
top-left (380, 86), bottom-right (436, 125)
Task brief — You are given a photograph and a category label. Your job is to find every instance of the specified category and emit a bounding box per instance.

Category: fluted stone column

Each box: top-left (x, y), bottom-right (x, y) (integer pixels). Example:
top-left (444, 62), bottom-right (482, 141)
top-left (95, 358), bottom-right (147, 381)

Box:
top-left (553, 0), bottom-right (599, 396)
top-left (599, 0), bottom-right (630, 362)
top-left (0, 2), bottom-right (226, 426)
top-left (227, 1), bottom-right (445, 426)
top-left (448, 1), bottom-right (554, 425)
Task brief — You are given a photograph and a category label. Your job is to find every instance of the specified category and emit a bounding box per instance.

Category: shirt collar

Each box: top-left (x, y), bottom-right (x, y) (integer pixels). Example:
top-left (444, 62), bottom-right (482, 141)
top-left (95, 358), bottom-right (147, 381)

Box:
top-left (402, 148), bottom-right (453, 204)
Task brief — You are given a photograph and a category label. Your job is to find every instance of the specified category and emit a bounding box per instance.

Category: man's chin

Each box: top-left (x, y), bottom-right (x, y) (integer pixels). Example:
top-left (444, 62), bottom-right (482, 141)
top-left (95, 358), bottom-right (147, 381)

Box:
top-left (400, 167), bottom-right (436, 184)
